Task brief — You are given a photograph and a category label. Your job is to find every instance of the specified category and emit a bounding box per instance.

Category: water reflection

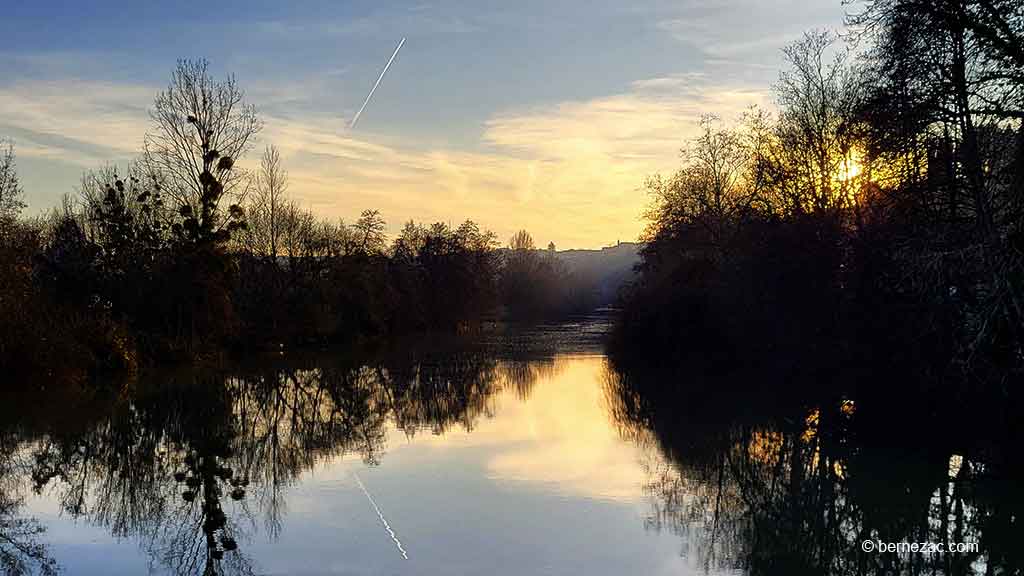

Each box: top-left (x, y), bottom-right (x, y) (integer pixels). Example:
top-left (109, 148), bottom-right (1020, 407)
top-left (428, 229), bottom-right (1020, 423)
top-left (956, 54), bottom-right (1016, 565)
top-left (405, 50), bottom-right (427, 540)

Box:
top-left (410, 356), bottom-right (650, 502)
top-left (4, 340), bottom-right (604, 575)
top-left (9, 318), bottom-right (1018, 575)
top-left (604, 361), bottom-right (1024, 576)
top-left (0, 432), bottom-right (56, 576)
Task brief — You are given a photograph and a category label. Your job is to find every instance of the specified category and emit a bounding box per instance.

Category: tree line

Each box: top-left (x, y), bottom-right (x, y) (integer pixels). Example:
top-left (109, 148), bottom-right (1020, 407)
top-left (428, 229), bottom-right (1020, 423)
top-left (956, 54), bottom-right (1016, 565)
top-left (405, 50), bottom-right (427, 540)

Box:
top-left (0, 60), bottom-right (593, 382)
top-left (614, 1), bottom-right (1023, 429)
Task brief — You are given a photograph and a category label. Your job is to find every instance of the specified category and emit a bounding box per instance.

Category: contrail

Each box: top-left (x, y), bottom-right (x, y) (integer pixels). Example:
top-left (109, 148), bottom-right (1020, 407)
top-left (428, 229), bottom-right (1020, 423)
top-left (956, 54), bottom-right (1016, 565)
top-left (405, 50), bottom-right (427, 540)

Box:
top-left (350, 37), bottom-right (406, 129)
top-left (353, 471), bottom-right (409, 560)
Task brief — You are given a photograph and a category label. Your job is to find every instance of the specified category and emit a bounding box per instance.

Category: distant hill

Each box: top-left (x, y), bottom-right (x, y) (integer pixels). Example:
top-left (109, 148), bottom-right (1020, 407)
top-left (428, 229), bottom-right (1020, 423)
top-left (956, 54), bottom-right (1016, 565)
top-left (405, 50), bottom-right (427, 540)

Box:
top-left (554, 242), bottom-right (641, 306)
top-left (493, 241), bottom-right (641, 312)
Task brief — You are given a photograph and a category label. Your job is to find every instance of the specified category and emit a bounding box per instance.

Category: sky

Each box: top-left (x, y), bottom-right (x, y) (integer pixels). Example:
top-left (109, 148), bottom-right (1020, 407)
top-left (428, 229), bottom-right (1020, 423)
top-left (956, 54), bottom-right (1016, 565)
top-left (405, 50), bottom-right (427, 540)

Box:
top-left (0, 0), bottom-right (851, 249)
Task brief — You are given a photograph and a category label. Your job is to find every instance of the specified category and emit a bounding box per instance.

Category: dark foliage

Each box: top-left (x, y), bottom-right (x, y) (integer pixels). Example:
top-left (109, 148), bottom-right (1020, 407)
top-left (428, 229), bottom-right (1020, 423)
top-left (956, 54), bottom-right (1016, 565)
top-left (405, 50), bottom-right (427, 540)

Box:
top-left (614, 17), bottom-right (1024, 416)
top-left (608, 11), bottom-right (1024, 574)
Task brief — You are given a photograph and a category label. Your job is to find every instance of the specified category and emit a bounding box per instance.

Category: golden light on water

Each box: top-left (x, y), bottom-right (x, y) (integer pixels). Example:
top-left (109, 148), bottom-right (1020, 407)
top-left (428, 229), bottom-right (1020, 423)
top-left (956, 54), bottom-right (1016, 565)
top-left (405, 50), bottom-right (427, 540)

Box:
top-left (379, 356), bottom-right (655, 502)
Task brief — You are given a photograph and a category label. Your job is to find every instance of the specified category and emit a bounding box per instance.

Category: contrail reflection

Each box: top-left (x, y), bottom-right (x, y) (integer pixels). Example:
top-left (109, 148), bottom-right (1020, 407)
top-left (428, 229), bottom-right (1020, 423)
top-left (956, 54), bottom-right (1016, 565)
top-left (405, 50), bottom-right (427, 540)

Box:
top-left (353, 470), bottom-right (409, 560)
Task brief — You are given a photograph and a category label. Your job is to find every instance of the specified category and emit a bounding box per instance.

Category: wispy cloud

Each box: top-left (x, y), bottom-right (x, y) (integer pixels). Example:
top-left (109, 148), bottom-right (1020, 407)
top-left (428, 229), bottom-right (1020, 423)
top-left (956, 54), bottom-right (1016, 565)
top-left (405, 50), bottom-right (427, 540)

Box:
top-left (0, 0), bottom-right (854, 246)
top-left (655, 0), bottom-right (848, 72)
top-left (1, 71), bottom-right (767, 248)
top-left (262, 73), bottom-right (768, 247)
top-left (0, 79), bottom-right (151, 165)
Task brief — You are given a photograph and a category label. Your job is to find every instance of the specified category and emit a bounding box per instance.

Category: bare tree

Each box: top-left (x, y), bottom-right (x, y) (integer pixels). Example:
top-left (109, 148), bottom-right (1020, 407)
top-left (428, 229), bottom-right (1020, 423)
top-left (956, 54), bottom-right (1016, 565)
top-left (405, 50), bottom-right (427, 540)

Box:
top-left (351, 210), bottom-right (387, 254)
top-left (0, 140), bottom-right (26, 225)
top-left (245, 146), bottom-right (289, 259)
top-left (509, 230), bottom-right (535, 252)
top-left (143, 59), bottom-right (262, 245)
top-left (642, 115), bottom-right (757, 254)
top-left (322, 218), bottom-right (354, 258)
top-left (770, 31), bottom-right (862, 214)
top-left (280, 201), bottom-right (315, 260)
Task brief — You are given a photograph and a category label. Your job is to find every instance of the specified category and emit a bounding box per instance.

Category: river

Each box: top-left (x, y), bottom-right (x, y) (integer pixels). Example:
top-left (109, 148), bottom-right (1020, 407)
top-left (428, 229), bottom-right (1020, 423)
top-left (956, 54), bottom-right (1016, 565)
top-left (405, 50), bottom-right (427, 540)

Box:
top-left (6, 315), bottom-right (720, 575)
top-left (2, 314), bottom-right (1012, 575)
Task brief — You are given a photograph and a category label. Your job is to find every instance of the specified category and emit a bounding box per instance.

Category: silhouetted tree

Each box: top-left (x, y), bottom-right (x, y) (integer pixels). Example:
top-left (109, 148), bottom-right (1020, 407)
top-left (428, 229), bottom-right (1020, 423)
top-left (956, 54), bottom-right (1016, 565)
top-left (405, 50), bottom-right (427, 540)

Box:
top-left (243, 146), bottom-right (288, 260)
top-left (768, 30), bottom-right (863, 214)
top-left (144, 59), bottom-right (257, 247)
top-left (848, 0), bottom-right (1024, 376)
top-left (351, 209), bottom-right (387, 255)
top-left (0, 140), bottom-right (25, 227)
top-left (389, 219), bottom-right (499, 329)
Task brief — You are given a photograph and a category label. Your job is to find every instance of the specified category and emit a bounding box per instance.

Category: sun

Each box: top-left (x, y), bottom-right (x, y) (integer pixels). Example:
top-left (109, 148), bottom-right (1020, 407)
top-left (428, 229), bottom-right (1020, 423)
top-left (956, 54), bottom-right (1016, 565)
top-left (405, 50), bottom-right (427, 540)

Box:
top-left (837, 149), bottom-right (864, 182)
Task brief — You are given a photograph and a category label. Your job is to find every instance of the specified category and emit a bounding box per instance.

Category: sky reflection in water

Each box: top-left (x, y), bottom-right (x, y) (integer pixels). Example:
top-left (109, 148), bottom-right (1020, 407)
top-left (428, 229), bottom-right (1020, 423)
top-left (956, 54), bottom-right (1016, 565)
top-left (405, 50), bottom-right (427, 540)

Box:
top-left (23, 353), bottom-right (708, 576)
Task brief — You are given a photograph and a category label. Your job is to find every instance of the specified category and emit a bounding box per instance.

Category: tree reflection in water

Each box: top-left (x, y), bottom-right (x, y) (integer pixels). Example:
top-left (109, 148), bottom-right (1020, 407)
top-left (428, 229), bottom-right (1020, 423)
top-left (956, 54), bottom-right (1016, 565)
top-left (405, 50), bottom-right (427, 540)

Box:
top-left (14, 327), bottom-right (1019, 576)
top-left (0, 432), bottom-right (56, 576)
top-left (604, 363), bottom-right (1024, 576)
top-left (3, 345), bottom-right (561, 575)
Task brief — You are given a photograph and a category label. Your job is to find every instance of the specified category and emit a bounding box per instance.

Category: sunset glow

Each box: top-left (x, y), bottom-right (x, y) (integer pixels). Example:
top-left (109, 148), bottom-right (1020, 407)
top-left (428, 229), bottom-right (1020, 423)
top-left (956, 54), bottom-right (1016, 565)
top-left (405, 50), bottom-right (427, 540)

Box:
top-left (3, 1), bottom-right (1022, 574)
top-left (838, 150), bottom-right (864, 182)
top-left (837, 148), bottom-right (865, 182)
top-left (0, 1), bottom-right (847, 249)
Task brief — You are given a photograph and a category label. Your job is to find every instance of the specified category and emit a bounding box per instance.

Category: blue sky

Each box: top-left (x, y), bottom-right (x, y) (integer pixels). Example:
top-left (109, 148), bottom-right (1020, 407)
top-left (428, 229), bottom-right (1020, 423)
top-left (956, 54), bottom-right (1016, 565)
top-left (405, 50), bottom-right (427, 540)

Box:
top-left (0, 0), bottom-right (851, 248)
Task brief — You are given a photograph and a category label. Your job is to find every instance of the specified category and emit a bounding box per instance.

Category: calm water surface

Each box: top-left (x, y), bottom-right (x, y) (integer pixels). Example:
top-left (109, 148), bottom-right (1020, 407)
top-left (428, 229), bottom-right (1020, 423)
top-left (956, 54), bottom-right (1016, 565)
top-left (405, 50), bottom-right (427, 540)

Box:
top-left (13, 317), bottom-right (718, 575)
top-left (8, 315), bottom-right (1011, 575)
